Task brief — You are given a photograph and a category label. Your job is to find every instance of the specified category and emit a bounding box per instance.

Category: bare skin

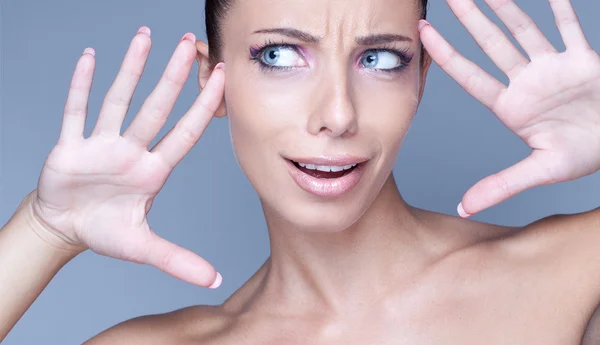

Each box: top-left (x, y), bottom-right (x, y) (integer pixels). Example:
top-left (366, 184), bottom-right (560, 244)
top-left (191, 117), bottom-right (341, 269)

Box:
top-left (83, 204), bottom-right (600, 345)
top-left (2, 0), bottom-right (600, 344)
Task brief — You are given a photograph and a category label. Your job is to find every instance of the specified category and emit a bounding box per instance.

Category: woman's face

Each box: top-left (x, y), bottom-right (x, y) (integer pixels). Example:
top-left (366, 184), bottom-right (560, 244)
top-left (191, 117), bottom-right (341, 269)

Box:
top-left (215, 0), bottom-right (431, 232)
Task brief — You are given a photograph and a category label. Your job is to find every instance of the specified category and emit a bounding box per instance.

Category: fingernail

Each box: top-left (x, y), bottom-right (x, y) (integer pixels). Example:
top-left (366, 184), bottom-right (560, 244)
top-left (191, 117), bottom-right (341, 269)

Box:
top-left (214, 62), bottom-right (225, 71)
top-left (457, 202), bottom-right (472, 218)
top-left (418, 19), bottom-right (430, 32)
top-left (208, 272), bottom-right (222, 289)
top-left (83, 47), bottom-right (95, 57)
top-left (137, 26), bottom-right (151, 37)
top-left (180, 32), bottom-right (196, 43)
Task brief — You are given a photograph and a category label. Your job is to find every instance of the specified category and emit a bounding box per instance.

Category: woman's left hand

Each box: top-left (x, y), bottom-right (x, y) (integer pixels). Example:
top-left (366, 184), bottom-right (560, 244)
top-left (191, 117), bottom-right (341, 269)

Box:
top-left (419, 0), bottom-right (600, 218)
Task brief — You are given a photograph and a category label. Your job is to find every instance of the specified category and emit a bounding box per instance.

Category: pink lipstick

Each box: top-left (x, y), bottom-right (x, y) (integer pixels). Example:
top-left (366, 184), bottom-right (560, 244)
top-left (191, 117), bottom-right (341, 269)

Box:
top-left (283, 156), bottom-right (368, 198)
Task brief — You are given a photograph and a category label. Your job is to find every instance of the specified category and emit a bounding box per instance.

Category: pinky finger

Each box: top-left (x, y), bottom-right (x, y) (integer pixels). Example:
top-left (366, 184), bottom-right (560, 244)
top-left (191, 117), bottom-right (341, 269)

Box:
top-left (59, 48), bottom-right (96, 144)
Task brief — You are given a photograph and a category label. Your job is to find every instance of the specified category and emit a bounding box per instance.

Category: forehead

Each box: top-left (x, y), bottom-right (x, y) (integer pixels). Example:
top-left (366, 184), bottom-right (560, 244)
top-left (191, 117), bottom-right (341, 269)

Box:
top-left (225, 0), bottom-right (421, 36)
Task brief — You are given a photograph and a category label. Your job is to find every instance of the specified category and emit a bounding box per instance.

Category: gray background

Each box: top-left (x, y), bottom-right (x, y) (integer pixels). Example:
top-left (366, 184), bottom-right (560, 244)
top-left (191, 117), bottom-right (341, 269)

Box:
top-left (1, 0), bottom-right (599, 343)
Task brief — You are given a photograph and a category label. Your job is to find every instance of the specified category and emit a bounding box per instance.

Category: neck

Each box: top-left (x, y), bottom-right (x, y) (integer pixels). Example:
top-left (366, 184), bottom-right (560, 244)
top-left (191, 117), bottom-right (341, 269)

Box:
top-left (245, 174), bottom-right (440, 316)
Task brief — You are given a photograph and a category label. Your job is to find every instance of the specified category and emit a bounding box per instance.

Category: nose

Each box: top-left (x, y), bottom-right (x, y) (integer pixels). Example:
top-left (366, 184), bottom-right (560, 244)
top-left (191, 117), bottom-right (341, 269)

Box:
top-left (306, 65), bottom-right (358, 138)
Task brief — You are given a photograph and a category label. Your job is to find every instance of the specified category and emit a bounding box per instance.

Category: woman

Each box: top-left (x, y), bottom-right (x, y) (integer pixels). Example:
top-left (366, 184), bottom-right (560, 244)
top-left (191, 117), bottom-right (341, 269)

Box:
top-left (2, 0), bottom-right (600, 343)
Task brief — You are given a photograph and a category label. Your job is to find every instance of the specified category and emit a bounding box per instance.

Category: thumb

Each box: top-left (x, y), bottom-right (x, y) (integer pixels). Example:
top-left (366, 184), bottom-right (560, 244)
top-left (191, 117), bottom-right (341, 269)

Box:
top-left (136, 230), bottom-right (222, 288)
top-left (458, 150), bottom-right (553, 218)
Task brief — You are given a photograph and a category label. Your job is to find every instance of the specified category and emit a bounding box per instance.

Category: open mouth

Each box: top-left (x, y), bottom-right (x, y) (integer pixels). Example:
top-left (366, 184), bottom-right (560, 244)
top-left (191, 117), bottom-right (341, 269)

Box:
top-left (284, 157), bottom-right (368, 197)
top-left (289, 159), bottom-right (360, 179)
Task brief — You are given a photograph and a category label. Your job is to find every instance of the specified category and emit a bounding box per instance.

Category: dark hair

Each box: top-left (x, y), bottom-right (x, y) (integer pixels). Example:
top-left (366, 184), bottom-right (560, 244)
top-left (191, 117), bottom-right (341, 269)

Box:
top-left (205, 0), bottom-right (429, 67)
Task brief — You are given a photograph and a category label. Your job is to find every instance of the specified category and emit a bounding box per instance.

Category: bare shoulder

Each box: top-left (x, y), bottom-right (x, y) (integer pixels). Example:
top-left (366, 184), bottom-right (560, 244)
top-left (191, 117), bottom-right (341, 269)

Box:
top-left (496, 205), bottom-right (600, 261)
top-left (82, 304), bottom-right (232, 345)
top-left (506, 205), bottom-right (600, 345)
top-left (485, 205), bottom-right (600, 293)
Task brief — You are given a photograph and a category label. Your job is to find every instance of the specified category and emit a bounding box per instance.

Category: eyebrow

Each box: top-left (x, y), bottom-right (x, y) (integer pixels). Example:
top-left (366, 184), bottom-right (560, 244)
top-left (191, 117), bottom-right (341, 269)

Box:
top-left (252, 28), bottom-right (413, 45)
top-left (253, 28), bottom-right (320, 43)
top-left (356, 33), bottom-right (413, 46)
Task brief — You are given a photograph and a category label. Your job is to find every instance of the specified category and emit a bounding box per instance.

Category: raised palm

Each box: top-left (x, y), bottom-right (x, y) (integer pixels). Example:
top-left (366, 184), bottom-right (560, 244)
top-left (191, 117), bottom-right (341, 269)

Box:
top-left (420, 0), bottom-right (600, 217)
top-left (30, 28), bottom-right (225, 288)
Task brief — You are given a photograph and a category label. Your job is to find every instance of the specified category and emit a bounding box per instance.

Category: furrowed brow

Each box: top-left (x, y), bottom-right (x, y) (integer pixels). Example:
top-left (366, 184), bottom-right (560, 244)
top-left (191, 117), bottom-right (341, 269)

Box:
top-left (252, 29), bottom-right (413, 46)
top-left (252, 28), bottom-right (320, 43)
top-left (356, 34), bottom-right (413, 46)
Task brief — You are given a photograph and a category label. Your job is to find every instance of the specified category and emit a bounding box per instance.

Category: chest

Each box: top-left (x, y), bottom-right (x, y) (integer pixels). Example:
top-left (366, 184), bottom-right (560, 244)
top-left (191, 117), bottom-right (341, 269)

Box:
top-left (254, 259), bottom-right (591, 345)
top-left (207, 243), bottom-right (598, 345)
top-left (273, 295), bottom-right (582, 344)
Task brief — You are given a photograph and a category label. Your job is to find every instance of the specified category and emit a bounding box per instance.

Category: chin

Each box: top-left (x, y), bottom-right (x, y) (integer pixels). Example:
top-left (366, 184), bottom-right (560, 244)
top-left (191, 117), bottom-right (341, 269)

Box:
top-left (266, 197), bottom-right (372, 233)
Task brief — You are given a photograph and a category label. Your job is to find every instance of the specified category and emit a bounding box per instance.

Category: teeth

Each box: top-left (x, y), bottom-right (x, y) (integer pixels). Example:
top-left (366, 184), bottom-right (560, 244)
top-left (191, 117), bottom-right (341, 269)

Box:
top-left (297, 162), bottom-right (357, 171)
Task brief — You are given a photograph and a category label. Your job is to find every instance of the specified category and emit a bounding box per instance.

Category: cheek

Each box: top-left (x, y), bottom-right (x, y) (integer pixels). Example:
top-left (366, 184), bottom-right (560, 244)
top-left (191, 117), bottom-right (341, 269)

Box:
top-left (354, 71), bottom-right (421, 147)
top-left (225, 71), bottom-right (314, 142)
top-left (224, 71), bottom-right (315, 177)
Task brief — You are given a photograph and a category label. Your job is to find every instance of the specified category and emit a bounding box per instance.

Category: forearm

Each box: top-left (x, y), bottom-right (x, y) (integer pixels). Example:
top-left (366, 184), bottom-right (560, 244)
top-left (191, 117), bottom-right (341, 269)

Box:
top-left (0, 192), bottom-right (84, 341)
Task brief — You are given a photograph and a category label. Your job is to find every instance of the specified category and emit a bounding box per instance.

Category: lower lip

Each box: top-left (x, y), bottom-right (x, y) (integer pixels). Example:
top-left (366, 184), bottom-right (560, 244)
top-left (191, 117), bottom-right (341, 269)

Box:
top-left (284, 158), bottom-right (367, 198)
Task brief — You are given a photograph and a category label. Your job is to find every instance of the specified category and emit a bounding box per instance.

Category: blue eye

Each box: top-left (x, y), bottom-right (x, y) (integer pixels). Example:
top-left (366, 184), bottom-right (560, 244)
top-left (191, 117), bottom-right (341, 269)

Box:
top-left (260, 46), bottom-right (305, 68)
top-left (361, 50), bottom-right (404, 70)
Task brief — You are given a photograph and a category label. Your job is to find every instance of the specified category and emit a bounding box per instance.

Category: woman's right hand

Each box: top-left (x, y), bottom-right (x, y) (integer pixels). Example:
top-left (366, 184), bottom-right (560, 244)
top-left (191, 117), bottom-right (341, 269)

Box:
top-left (26, 27), bottom-right (225, 288)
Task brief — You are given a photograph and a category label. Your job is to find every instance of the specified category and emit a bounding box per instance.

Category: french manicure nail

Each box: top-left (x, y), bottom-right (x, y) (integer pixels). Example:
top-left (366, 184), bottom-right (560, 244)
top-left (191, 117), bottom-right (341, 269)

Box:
top-left (457, 202), bottom-right (472, 218)
top-left (83, 47), bottom-right (95, 57)
top-left (180, 32), bottom-right (196, 43)
top-left (418, 19), bottom-right (430, 31)
top-left (137, 26), bottom-right (151, 37)
top-left (209, 272), bottom-right (222, 289)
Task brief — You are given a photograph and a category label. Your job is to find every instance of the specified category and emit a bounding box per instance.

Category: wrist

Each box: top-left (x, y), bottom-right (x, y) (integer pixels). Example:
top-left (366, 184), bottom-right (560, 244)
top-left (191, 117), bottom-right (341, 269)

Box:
top-left (19, 190), bottom-right (88, 255)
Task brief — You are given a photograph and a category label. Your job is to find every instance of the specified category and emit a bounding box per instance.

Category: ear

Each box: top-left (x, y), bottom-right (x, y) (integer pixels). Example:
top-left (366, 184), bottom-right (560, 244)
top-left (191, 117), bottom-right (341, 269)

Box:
top-left (417, 48), bottom-right (432, 106)
top-left (195, 40), bottom-right (227, 118)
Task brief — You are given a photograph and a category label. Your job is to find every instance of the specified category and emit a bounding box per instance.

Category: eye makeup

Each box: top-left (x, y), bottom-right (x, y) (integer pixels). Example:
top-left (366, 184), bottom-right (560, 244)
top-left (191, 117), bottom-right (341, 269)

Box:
top-left (249, 38), bottom-right (306, 73)
top-left (248, 38), bottom-right (415, 74)
top-left (358, 45), bottom-right (413, 73)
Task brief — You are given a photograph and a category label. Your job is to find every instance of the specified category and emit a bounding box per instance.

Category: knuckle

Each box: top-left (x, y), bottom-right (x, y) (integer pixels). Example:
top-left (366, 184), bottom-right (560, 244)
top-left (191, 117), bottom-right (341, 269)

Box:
top-left (146, 106), bottom-right (169, 123)
top-left (463, 73), bottom-right (481, 94)
top-left (197, 101), bottom-right (217, 116)
top-left (121, 66), bottom-right (144, 82)
top-left (511, 19), bottom-right (535, 38)
top-left (175, 124), bottom-right (198, 145)
top-left (163, 72), bottom-right (185, 88)
top-left (480, 32), bottom-right (503, 52)
top-left (159, 246), bottom-right (176, 271)
top-left (493, 173), bottom-right (513, 198)
top-left (69, 84), bottom-right (88, 94)
top-left (484, 0), bottom-right (511, 12)
top-left (142, 99), bottom-right (172, 122)
top-left (456, 2), bottom-right (478, 21)
top-left (440, 48), bottom-right (458, 68)
top-left (555, 16), bottom-right (577, 27)
top-left (64, 105), bottom-right (86, 117)
top-left (105, 92), bottom-right (131, 109)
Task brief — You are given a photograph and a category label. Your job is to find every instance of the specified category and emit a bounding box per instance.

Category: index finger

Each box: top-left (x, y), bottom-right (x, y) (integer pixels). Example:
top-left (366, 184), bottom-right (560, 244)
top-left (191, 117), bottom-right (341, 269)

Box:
top-left (150, 63), bottom-right (225, 168)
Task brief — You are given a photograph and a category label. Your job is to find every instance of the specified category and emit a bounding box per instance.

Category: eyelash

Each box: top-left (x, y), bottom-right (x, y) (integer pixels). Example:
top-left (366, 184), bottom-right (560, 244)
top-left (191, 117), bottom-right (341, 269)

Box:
top-left (248, 39), bottom-right (413, 73)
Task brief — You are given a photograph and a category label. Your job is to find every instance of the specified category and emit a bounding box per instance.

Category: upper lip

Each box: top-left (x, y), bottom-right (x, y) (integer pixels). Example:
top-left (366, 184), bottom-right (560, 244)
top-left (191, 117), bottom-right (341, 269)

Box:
top-left (285, 155), bottom-right (369, 166)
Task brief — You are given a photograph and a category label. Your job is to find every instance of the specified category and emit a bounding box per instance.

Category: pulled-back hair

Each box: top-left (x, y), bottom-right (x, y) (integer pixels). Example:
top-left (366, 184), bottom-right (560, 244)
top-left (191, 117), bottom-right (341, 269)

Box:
top-left (205, 0), bottom-right (429, 66)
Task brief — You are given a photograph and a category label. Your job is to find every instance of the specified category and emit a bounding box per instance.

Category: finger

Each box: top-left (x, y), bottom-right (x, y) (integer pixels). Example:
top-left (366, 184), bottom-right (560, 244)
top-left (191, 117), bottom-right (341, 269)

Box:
top-left (151, 63), bottom-right (225, 168)
top-left (139, 229), bottom-right (222, 288)
top-left (123, 33), bottom-right (197, 148)
top-left (59, 48), bottom-right (96, 144)
top-left (457, 150), bottom-right (553, 217)
top-left (419, 20), bottom-right (506, 110)
top-left (92, 26), bottom-right (152, 136)
top-left (548, 0), bottom-right (590, 50)
top-left (484, 0), bottom-right (556, 57)
top-left (445, 0), bottom-right (528, 78)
